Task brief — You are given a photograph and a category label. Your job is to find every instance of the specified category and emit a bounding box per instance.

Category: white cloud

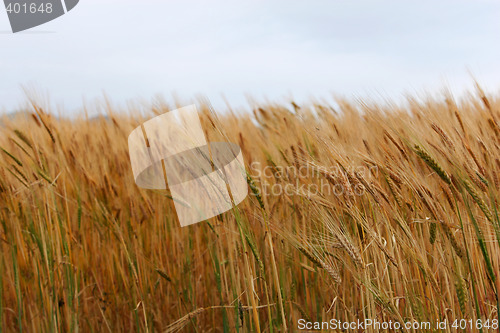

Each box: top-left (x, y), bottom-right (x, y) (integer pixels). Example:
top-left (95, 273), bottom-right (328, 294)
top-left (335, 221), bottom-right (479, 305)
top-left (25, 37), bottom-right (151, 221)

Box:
top-left (0, 0), bottom-right (499, 113)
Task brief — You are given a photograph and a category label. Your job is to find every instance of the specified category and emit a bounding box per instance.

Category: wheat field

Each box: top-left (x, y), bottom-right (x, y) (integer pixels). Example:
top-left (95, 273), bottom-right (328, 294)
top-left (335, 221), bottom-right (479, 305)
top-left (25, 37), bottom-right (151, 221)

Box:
top-left (0, 87), bottom-right (499, 332)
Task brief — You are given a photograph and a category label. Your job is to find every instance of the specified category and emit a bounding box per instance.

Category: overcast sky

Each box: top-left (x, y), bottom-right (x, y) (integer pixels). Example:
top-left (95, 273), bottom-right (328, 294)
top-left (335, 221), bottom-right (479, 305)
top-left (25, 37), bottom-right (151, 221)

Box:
top-left (1, 0), bottom-right (499, 114)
